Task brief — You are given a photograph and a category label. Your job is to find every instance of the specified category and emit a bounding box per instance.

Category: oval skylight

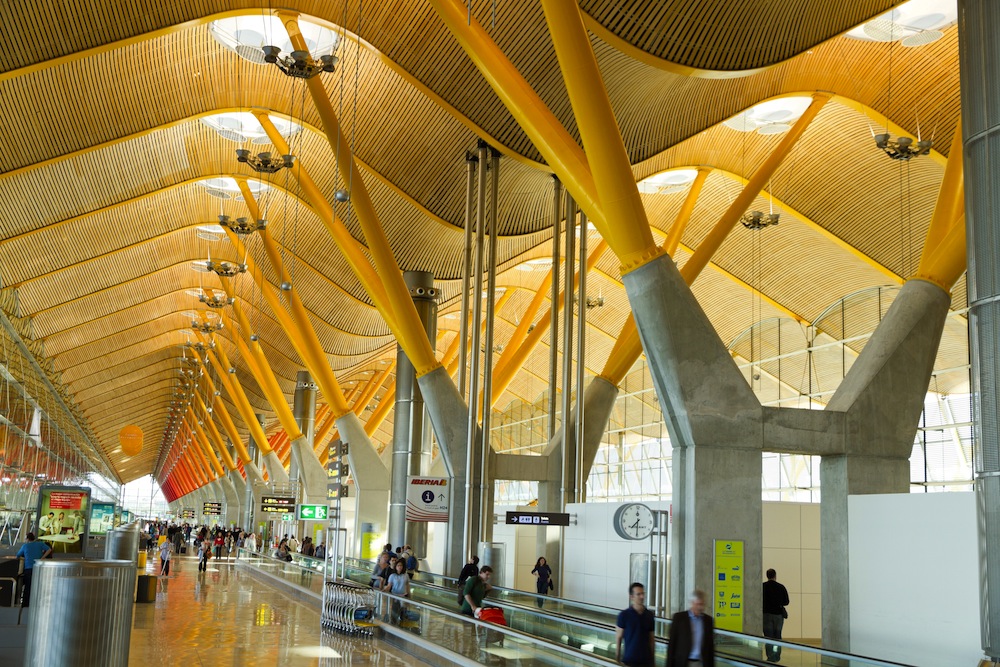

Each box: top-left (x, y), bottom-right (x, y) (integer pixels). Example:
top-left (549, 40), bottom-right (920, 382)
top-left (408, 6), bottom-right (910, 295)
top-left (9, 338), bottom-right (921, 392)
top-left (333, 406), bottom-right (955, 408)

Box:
top-left (199, 112), bottom-right (302, 144)
top-left (638, 168), bottom-right (698, 194)
top-left (722, 97), bottom-right (814, 135)
top-left (208, 15), bottom-right (342, 64)
top-left (195, 177), bottom-right (270, 195)
top-left (846, 0), bottom-right (955, 46)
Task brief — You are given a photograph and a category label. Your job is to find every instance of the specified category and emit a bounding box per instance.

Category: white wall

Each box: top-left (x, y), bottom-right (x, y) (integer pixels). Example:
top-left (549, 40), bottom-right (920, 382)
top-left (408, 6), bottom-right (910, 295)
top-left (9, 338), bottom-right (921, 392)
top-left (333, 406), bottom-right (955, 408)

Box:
top-left (562, 501), bottom-right (672, 610)
top-left (762, 502), bottom-right (822, 639)
top-left (848, 492), bottom-right (980, 667)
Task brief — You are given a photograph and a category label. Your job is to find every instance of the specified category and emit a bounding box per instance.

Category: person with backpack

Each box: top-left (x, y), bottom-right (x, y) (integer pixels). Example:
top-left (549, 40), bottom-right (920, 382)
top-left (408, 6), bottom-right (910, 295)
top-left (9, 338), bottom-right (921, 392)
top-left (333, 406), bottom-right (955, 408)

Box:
top-left (404, 546), bottom-right (419, 579)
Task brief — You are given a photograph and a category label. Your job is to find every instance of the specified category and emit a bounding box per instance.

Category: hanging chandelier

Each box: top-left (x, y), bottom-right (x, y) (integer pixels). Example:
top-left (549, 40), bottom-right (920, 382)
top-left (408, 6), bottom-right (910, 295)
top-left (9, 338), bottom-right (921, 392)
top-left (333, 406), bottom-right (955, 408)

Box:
top-left (198, 290), bottom-right (234, 309)
top-left (190, 319), bottom-right (224, 334)
top-left (218, 214), bottom-right (266, 236)
top-left (262, 47), bottom-right (338, 79)
top-left (741, 211), bottom-right (780, 230)
top-left (873, 133), bottom-right (933, 161)
top-left (192, 258), bottom-right (247, 278)
top-left (236, 149), bottom-right (294, 173)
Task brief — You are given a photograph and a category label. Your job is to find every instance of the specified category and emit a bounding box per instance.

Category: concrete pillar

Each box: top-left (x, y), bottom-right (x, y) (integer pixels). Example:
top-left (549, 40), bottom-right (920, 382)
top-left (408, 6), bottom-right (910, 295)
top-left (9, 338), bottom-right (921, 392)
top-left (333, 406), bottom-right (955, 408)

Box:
top-left (291, 371), bottom-right (327, 505)
top-left (228, 469), bottom-right (246, 526)
top-left (219, 475), bottom-right (241, 526)
top-left (821, 278), bottom-right (950, 649)
top-left (419, 367), bottom-right (480, 577)
top-left (389, 271), bottom-right (437, 554)
top-left (336, 411), bottom-right (389, 557)
top-left (622, 253), bottom-right (763, 629)
top-left (957, 5), bottom-right (999, 655)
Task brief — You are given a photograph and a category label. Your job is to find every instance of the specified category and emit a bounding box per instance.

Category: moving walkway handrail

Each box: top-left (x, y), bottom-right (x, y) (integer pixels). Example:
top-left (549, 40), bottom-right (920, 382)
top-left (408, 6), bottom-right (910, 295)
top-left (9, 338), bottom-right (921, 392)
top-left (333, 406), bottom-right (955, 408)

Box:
top-left (343, 555), bottom-right (912, 667)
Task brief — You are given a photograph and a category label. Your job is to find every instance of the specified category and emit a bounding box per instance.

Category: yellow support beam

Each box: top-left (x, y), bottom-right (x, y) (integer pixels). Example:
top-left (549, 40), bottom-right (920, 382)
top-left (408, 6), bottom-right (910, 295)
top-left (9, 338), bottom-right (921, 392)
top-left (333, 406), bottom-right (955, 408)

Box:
top-left (193, 392), bottom-right (238, 471)
top-left (184, 421), bottom-right (217, 482)
top-left (189, 360), bottom-right (257, 467)
top-left (354, 362), bottom-right (396, 418)
top-left (679, 94), bottom-right (830, 283)
top-left (281, 17), bottom-right (440, 376)
top-left (187, 408), bottom-right (225, 478)
top-left (221, 207), bottom-right (351, 417)
top-left (196, 336), bottom-right (276, 457)
top-left (664, 167), bottom-right (711, 256)
top-left (915, 118), bottom-right (965, 291)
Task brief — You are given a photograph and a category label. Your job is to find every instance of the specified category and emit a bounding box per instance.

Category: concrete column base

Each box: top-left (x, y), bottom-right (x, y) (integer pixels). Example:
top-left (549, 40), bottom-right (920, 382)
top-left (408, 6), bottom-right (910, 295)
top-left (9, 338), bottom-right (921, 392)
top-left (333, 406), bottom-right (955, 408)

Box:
top-left (336, 411), bottom-right (390, 556)
top-left (262, 451), bottom-right (290, 487)
top-left (289, 435), bottom-right (328, 505)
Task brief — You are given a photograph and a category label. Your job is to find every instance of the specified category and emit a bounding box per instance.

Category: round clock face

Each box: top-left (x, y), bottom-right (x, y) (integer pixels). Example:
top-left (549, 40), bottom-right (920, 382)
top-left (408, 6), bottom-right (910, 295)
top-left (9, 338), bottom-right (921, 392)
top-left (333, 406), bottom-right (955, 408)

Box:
top-left (613, 503), bottom-right (655, 540)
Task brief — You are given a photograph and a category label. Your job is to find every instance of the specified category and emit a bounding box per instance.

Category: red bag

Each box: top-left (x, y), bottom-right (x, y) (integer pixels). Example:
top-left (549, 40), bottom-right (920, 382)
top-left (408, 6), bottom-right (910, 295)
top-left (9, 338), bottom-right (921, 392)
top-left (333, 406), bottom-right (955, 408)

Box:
top-left (478, 607), bottom-right (506, 626)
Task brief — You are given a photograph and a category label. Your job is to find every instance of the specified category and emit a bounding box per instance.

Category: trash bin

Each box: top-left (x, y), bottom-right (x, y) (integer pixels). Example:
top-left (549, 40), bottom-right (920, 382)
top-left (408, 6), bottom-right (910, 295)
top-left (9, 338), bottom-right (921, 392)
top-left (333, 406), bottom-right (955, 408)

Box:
top-left (136, 575), bottom-right (156, 603)
top-left (137, 551), bottom-right (147, 570)
top-left (24, 560), bottom-right (136, 666)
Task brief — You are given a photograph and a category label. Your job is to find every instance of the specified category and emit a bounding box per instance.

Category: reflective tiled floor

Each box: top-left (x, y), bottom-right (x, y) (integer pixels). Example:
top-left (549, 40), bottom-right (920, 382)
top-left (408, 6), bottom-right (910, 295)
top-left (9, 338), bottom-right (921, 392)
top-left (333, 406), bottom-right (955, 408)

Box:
top-left (131, 554), bottom-right (427, 666)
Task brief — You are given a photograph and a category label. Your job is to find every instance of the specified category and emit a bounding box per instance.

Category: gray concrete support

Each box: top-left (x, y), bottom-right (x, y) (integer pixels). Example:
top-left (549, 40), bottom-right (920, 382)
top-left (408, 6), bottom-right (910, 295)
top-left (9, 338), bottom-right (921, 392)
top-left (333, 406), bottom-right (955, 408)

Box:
top-left (336, 410), bottom-right (389, 556)
top-left (292, 371), bottom-right (327, 505)
top-left (261, 450), bottom-right (290, 487)
top-left (821, 278), bottom-right (950, 649)
top-left (958, 3), bottom-right (999, 656)
top-left (623, 252), bottom-right (763, 629)
top-left (418, 366), bottom-right (479, 577)
top-left (219, 475), bottom-right (241, 526)
top-left (228, 470), bottom-right (246, 526)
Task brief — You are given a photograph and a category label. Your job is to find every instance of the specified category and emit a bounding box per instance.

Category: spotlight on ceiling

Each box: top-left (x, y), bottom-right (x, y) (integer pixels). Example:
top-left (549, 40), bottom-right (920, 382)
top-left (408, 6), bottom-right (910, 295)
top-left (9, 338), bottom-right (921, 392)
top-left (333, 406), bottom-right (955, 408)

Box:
top-left (236, 149), bottom-right (294, 173)
top-left (873, 133), bottom-right (933, 161)
top-left (263, 47), bottom-right (338, 79)
top-left (741, 211), bottom-right (780, 230)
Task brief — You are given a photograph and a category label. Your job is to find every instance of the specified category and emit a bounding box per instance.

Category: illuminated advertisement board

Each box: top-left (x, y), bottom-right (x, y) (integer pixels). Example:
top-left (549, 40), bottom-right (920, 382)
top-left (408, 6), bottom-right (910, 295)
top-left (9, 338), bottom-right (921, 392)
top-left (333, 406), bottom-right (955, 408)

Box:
top-left (36, 485), bottom-right (91, 557)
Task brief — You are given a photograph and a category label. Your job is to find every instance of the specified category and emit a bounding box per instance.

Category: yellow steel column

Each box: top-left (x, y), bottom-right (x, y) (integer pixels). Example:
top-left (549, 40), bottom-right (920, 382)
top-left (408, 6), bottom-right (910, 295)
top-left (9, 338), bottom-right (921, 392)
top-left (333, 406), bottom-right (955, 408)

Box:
top-left (916, 119), bottom-right (966, 291)
top-left (541, 0), bottom-right (659, 272)
top-left (425, 0), bottom-right (606, 234)
top-left (192, 363), bottom-right (257, 467)
top-left (195, 341), bottom-right (276, 458)
top-left (229, 185), bottom-right (350, 417)
top-left (353, 362), bottom-right (396, 418)
top-left (679, 94), bottom-right (830, 283)
top-left (364, 382), bottom-right (397, 438)
top-left (193, 393), bottom-right (239, 471)
top-left (280, 17), bottom-right (441, 375)
top-left (187, 409), bottom-right (225, 478)
top-left (185, 422), bottom-right (216, 482)
top-left (663, 167), bottom-right (712, 256)
top-left (490, 240), bottom-right (608, 402)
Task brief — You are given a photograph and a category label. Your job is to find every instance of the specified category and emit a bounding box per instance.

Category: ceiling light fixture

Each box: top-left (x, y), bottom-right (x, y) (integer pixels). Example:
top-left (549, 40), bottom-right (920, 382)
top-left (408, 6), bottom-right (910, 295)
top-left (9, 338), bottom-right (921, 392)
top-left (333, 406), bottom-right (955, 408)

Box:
top-left (741, 211), bottom-right (780, 230)
top-left (236, 149), bottom-right (294, 173)
top-left (191, 259), bottom-right (248, 277)
top-left (723, 97), bottom-right (814, 136)
top-left (218, 214), bottom-right (267, 236)
top-left (637, 169), bottom-right (699, 195)
top-left (873, 133), bottom-right (933, 160)
top-left (263, 47), bottom-right (339, 79)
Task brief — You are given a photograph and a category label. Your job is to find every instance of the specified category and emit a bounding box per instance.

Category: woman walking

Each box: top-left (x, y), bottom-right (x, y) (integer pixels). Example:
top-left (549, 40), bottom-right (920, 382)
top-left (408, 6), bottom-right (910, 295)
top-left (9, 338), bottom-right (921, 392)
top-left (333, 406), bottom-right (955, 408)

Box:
top-left (531, 556), bottom-right (553, 608)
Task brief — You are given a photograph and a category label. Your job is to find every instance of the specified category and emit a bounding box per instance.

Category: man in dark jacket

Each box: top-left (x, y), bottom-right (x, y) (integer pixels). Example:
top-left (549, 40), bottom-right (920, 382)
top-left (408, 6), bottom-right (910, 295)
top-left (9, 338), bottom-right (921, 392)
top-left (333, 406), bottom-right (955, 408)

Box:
top-left (666, 590), bottom-right (714, 667)
top-left (762, 568), bottom-right (790, 662)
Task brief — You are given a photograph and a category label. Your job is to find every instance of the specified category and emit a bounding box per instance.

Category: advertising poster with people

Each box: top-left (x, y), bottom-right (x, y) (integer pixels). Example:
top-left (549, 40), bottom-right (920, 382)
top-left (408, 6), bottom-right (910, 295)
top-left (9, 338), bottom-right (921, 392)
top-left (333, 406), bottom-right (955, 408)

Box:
top-left (89, 502), bottom-right (116, 535)
top-left (36, 485), bottom-right (91, 556)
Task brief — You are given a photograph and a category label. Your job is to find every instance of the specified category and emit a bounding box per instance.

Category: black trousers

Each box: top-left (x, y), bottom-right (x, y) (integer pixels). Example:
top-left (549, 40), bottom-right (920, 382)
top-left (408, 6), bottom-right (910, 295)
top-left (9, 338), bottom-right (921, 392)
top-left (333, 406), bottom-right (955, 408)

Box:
top-left (21, 568), bottom-right (34, 607)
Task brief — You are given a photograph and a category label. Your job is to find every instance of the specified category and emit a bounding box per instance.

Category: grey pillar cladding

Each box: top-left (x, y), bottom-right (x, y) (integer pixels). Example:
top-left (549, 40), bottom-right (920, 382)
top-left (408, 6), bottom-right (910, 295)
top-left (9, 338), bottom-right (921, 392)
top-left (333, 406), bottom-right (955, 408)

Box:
top-left (959, 2), bottom-right (1000, 656)
top-left (219, 474), bottom-right (241, 526)
top-left (389, 271), bottom-right (437, 554)
top-left (292, 371), bottom-right (328, 505)
top-left (336, 410), bottom-right (389, 556)
top-left (418, 366), bottom-right (480, 577)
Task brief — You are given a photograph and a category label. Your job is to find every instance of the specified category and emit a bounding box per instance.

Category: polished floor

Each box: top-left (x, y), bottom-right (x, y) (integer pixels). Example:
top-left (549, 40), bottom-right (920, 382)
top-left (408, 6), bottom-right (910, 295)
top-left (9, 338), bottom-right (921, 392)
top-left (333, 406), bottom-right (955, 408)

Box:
top-left (131, 553), bottom-right (427, 666)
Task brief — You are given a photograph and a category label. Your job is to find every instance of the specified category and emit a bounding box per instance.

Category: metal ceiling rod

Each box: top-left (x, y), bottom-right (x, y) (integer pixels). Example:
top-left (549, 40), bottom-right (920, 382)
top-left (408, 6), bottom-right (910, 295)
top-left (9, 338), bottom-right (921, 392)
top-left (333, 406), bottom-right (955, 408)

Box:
top-left (560, 193), bottom-right (577, 510)
top-left (575, 212), bottom-right (588, 504)
top-left (479, 147), bottom-right (501, 544)
top-left (458, 153), bottom-right (477, 401)
top-left (463, 140), bottom-right (489, 559)
top-left (0, 309), bottom-right (119, 484)
top-left (548, 178), bottom-right (562, 441)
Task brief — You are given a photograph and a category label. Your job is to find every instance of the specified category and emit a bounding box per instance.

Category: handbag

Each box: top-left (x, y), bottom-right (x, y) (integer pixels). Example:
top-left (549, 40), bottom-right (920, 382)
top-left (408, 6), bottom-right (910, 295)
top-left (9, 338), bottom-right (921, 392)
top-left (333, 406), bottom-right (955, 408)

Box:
top-left (548, 579), bottom-right (554, 591)
top-left (781, 607), bottom-right (788, 619)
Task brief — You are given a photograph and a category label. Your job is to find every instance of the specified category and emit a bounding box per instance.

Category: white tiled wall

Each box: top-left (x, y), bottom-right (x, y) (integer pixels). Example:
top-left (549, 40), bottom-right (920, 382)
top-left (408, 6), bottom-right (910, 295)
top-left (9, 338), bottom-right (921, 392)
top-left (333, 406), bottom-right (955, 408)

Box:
top-left (762, 502), bottom-right (821, 640)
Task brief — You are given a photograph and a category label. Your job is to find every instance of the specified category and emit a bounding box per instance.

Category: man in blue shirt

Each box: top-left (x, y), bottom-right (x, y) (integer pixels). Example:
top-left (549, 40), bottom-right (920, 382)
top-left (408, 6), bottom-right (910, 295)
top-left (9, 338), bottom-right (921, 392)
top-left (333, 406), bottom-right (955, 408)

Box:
top-left (16, 532), bottom-right (53, 607)
top-left (666, 589), bottom-right (715, 666)
top-left (616, 582), bottom-right (656, 666)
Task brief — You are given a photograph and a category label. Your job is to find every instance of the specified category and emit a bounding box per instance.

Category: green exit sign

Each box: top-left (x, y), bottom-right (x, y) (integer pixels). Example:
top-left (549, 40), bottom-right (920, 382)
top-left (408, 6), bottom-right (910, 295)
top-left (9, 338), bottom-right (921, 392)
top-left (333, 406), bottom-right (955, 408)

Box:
top-left (297, 504), bottom-right (328, 520)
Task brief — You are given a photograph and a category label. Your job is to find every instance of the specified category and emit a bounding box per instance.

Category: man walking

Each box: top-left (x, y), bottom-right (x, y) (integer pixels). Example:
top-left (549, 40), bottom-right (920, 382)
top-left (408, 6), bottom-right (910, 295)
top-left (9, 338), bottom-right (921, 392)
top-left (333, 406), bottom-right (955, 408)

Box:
top-left (615, 583), bottom-right (655, 667)
top-left (666, 590), bottom-right (714, 667)
top-left (16, 533), bottom-right (52, 607)
top-left (762, 568), bottom-right (790, 662)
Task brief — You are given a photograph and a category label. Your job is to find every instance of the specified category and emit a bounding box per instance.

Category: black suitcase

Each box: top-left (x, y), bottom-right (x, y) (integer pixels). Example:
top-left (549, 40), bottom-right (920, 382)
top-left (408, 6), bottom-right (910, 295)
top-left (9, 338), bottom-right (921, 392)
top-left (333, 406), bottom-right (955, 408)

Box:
top-left (180, 546), bottom-right (187, 554)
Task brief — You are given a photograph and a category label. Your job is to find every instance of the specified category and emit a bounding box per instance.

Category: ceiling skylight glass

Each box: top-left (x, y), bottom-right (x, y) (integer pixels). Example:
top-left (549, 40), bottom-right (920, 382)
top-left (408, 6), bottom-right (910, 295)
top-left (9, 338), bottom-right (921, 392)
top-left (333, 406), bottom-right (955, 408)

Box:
top-left (208, 15), bottom-right (341, 64)
top-left (637, 169), bottom-right (699, 195)
top-left (199, 112), bottom-right (302, 144)
top-left (722, 97), bottom-right (814, 135)
top-left (845, 0), bottom-right (955, 47)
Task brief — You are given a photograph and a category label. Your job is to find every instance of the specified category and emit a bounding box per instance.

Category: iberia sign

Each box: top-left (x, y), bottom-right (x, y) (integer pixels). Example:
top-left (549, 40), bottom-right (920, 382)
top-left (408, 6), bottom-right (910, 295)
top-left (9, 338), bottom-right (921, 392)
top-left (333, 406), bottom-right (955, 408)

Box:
top-left (405, 476), bottom-right (449, 522)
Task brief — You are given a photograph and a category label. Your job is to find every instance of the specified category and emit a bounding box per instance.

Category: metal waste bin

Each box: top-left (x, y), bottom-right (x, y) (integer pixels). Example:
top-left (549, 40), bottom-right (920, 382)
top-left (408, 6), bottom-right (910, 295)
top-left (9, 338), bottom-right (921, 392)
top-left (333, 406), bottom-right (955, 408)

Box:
top-left (136, 574), bottom-right (156, 603)
top-left (24, 560), bottom-right (136, 666)
top-left (105, 524), bottom-right (140, 561)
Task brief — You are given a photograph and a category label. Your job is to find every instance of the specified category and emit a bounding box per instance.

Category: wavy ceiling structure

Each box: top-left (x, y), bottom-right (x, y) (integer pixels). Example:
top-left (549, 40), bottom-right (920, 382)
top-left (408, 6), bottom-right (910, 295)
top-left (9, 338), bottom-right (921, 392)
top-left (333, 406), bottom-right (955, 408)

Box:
top-left (0, 0), bottom-right (964, 483)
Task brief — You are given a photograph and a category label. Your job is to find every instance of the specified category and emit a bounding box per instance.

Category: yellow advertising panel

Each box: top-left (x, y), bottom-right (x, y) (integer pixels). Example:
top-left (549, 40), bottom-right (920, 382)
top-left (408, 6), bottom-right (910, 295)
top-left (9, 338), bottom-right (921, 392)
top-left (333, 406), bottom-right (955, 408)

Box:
top-left (713, 539), bottom-right (744, 632)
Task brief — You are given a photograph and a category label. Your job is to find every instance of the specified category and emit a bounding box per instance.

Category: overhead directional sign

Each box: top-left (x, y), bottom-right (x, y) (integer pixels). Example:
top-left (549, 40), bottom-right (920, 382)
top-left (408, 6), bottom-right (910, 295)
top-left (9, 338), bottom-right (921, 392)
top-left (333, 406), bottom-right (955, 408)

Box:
top-left (260, 495), bottom-right (296, 514)
top-left (203, 502), bottom-right (223, 516)
top-left (181, 508), bottom-right (195, 519)
top-left (297, 504), bottom-right (328, 521)
top-left (505, 511), bottom-right (571, 526)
